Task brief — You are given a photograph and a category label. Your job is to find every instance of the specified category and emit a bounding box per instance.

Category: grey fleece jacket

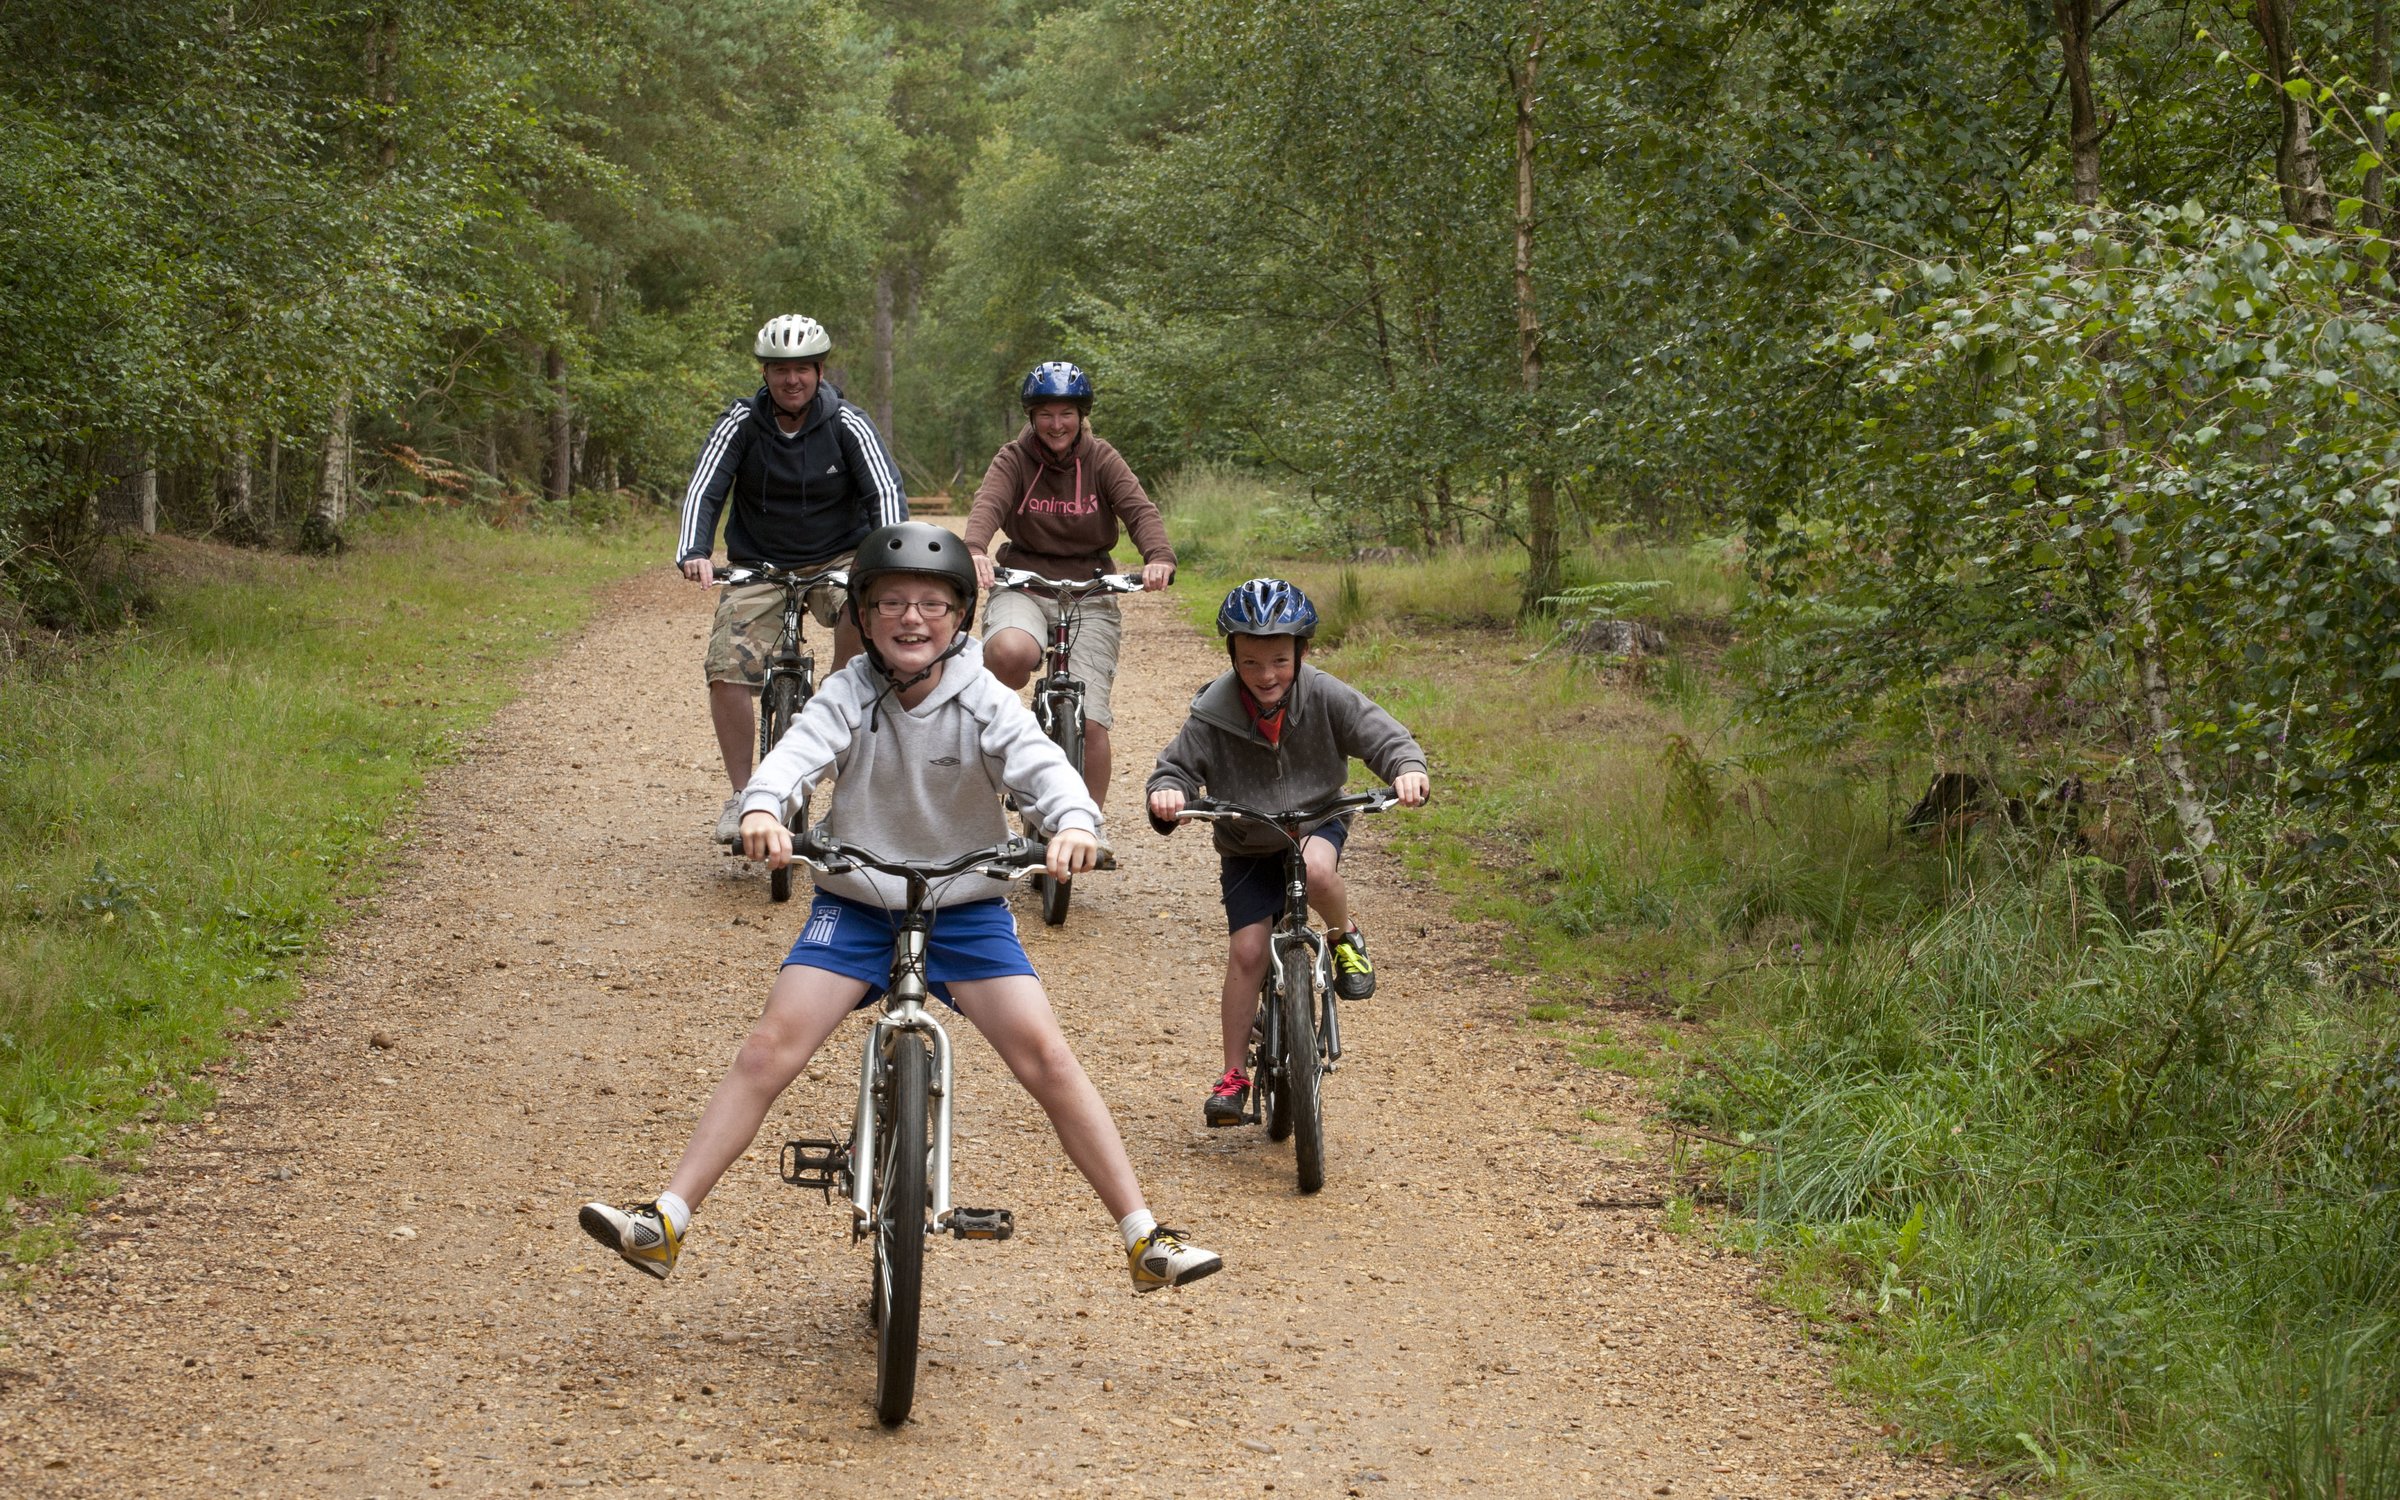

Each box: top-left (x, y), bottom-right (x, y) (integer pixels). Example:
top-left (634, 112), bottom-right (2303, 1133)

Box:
top-left (1145, 664), bottom-right (1427, 858)
top-left (738, 634), bottom-right (1099, 908)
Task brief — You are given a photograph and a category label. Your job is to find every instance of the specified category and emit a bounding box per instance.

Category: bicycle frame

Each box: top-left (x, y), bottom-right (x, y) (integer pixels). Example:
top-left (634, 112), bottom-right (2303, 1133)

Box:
top-left (722, 564), bottom-right (847, 710)
top-left (990, 569), bottom-right (1141, 740)
top-left (783, 837), bottom-right (1046, 1235)
top-left (1175, 790), bottom-right (1400, 1074)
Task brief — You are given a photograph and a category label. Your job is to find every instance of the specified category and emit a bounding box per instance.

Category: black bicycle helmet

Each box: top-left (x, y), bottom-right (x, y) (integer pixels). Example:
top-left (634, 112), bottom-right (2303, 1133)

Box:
top-left (1216, 577), bottom-right (1318, 639)
top-left (848, 522), bottom-right (979, 633)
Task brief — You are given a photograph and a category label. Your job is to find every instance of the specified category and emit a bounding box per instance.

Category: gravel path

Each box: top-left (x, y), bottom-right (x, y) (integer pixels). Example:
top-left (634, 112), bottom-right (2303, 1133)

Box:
top-left (0, 570), bottom-right (1962, 1498)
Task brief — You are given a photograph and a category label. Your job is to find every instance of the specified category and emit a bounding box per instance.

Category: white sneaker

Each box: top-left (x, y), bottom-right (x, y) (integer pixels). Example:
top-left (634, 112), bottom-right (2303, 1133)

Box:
top-left (579, 1200), bottom-right (681, 1280)
top-left (713, 797), bottom-right (741, 845)
top-left (1128, 1225), bottom-right (1223, 1293)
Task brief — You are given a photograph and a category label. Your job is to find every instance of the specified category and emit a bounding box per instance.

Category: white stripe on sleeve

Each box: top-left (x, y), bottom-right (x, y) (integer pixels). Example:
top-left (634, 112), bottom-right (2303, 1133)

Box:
top-left (840, 407), bottom-right (907, 526)
top-left (678, 409), bottom-right (745, 558)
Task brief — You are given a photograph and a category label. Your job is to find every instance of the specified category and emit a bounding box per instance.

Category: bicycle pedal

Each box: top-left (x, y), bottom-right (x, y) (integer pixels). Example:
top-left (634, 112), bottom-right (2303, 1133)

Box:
top-left (780, 1137), bottom-right (850, 1201)
top-left (947, 1207), bottom-right (1015, 1241)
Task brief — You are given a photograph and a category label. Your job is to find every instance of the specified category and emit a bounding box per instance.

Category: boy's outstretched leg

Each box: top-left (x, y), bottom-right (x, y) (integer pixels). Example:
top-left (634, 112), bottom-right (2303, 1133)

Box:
top-left (580, 964), bottom-right (867, 1279)
top-left (951, 975), bottom-right (1223, 1292)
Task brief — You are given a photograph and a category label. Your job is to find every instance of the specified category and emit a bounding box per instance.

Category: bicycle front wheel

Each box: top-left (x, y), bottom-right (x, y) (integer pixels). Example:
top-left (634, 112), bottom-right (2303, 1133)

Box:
top-left (1259, 975), bottom-right (1292, 1142)
top-left (1033, 696), bottom-right (1085, 926)
top-left (1282, 947), bottom-right (1326, 1194)
top-left (761, 674), bottom-right (806, 903)
top-left (872, 1033), bottom-right (929, 1426)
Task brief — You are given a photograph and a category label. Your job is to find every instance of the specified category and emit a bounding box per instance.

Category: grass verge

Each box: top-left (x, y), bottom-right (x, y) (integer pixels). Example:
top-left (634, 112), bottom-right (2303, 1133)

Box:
top-left (0, 506), bottom-right (658, 1268)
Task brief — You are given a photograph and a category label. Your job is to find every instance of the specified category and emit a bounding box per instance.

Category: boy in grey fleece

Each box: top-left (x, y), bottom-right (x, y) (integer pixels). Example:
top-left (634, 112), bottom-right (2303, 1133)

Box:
top-left (581, 523), bottom-right (1221, 1297)
top-left (1145, 577), bottom-right (1430, 1128)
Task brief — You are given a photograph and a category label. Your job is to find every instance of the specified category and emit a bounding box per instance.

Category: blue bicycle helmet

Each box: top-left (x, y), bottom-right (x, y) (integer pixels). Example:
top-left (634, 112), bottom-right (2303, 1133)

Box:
top-left (1020, 361), bottom-right (1094, 411)
top-left (1216, 578), bottom-right (1318, 640)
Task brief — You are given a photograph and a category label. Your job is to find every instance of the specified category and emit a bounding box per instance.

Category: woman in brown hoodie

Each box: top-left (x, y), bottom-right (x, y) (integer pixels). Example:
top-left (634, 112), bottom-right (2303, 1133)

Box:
top-left (965, 361), bottom-right (1176, 811)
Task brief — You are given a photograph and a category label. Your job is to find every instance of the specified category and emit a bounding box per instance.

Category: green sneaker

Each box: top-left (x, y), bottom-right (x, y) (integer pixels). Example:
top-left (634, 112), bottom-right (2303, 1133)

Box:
top-left (1331, 925), bottom-right (1376, 1001)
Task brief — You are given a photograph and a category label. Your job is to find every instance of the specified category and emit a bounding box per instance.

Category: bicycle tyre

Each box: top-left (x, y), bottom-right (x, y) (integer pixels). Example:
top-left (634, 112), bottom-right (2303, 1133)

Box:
top-left (1283, 947), bottom-right (1326, 1194)
top-left (872, 1034), bottom-right (929, 1426)
top-left (760, 674), bottom-right (805, 904)
top-left (1033, 692), bottom-right (1084, 927)
top-left (1260, 975), bottom-right (1293, 1142)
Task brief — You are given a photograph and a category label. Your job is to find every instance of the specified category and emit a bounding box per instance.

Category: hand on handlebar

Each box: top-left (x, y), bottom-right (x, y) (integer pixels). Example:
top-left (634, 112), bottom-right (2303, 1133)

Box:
top-left (738, 809), bottom-right (791, 866)
top-left (681, 557), bottom-right (716, 585)
top-left (1393, 771), bottom-right (1430, 807)
top-left (972, 550), bottom-right (996, 591)
top-left (1148, 787), bottom-right (1187, 823)
top-left (1141, 560), bottom-right (1175, 591)
top-left (1046, 827), bottom-right (1098, 880)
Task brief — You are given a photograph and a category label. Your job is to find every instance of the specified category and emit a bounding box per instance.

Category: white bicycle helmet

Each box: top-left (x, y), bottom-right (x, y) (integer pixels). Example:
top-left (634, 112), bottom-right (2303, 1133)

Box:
top-left (755, 314), bottom-right (831, 362)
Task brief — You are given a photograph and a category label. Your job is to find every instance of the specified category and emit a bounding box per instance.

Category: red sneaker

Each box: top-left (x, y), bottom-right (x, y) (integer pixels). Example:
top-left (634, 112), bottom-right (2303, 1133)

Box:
top-left (1203, 1068), bottom-right (1251, 1128)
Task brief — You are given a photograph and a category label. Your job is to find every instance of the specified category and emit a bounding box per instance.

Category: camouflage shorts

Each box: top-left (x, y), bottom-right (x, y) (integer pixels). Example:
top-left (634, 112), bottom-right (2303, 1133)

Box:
top-left (703, 556), bottom-right (852, 687)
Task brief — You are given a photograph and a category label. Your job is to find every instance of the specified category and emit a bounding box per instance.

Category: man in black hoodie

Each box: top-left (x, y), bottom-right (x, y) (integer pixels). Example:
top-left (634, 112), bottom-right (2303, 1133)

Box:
top-left (676, 314), bottom-right (909, 842)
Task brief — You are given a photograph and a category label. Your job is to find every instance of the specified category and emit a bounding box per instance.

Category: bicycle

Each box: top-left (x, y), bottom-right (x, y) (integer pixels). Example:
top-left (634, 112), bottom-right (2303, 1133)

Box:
top-left (774, 827), bottom-right (1046, 1427)
top-left (714, 563), bottom-right (849, 903)
top-left (1171, 789), bottom-right (1400, 1195)
top-left (989, 567), bottom-right (1145, 925)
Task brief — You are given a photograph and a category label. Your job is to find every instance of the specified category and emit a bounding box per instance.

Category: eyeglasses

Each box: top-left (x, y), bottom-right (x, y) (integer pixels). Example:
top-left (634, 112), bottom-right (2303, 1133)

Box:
top-left (869, 597), bottom-right (958, 621)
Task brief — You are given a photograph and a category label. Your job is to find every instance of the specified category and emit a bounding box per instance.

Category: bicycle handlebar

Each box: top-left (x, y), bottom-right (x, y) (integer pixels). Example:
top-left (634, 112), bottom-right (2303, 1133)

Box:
top-left (990, 568), bottom-right (1146, 599)
top-left (714, 564), bottom-right (850, 591)
top-left (1173, 788), bottom-right (1401, 832)
top-left (791, 828), bottom-right (1052, 885)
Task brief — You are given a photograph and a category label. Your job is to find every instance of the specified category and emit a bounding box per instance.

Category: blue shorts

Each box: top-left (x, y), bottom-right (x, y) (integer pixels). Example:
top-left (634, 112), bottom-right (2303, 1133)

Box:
top-left (782, 891), bottom-right (1035, 1006)
top-left (1218, 817), bottom-right (1349, 934)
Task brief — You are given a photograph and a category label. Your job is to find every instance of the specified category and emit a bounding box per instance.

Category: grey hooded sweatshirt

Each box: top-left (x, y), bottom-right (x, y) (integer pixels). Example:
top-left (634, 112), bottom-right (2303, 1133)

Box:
top-left (1145, 663), bottom-right (1426, 859)
top-left (738, 634), bottom-right (1099, 909)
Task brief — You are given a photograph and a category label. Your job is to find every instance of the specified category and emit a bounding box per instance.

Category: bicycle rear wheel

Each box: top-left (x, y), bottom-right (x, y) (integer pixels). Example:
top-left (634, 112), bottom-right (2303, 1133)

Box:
top-left (761, 673), bottom-right (806, 903)
top-left (1282, 947), bottom-right (1326, 1194)
top-left (872, 1034), bottom-right (929, 1426)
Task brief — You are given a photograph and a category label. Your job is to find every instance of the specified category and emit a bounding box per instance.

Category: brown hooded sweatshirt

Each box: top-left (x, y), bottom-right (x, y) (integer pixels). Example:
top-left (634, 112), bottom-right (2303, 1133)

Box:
top-left (963, 424), bottom-right (1175, 581)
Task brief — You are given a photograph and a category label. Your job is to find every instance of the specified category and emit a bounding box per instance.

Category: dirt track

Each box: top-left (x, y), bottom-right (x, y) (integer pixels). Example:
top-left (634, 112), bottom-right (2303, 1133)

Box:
top-left (0, 571), bottom-right (1961, 1498)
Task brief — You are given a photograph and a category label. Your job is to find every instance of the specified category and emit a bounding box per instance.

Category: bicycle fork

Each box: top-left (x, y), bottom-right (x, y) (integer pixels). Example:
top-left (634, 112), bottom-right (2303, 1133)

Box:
top-left (847, 1001), bottom-right (957, 1235)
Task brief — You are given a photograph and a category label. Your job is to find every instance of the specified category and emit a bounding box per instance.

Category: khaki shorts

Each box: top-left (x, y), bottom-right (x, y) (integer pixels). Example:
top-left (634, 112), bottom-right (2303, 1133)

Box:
top-left (982, 589), bottom-right (1124, 727)
top-left (703, 556), bottom-right (852, 687)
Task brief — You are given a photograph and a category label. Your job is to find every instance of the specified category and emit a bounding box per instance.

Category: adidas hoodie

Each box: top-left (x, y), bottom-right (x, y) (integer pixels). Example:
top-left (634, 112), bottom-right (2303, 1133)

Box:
top-left (675, 382), bottom-right (907, 567)
top-left (736, 634), bottom-right (1099, 909)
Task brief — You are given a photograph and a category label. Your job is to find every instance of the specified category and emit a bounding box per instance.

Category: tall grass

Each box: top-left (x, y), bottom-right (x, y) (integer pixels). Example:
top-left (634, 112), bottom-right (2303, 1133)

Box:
top-left (1149, 480), bottom-right (2400, 1495)
top-left (0, 508), bottom-right (655, 1264)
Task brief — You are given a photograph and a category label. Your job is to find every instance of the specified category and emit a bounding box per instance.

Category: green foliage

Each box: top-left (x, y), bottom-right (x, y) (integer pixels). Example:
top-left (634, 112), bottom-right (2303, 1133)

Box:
top-left (0, 511), bottom-right (653, 1263)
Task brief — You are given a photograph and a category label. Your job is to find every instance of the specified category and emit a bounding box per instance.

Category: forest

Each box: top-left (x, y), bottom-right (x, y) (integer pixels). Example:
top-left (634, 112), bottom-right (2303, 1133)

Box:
top-left (4, 0), bottom-right (2398, 1493)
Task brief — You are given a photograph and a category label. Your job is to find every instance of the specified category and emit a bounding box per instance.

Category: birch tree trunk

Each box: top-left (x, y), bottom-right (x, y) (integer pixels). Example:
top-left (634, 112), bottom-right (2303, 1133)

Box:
top-left (299, 386), bottom-right (352, 554)
top-left (546, 344), bottom-right (572, 502)
top-left (216, 438), bottom-right (257, 543)
top-left (872, 268), bottom-right (897, 447)
top-left (1510, 1), bottom-right (1562, 614)
top-left (2367, 0), bottom-right (2391, 229)
top-left (2252, 0), bottom-right (2337, 227)
top-left (2054, 0), bottom-right (2104, 207)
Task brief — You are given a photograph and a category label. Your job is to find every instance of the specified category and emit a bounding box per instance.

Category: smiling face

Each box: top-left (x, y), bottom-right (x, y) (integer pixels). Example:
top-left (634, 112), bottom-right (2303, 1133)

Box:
top-left (1028, 399), bottom-right (1084, 454)
top-left (762, 358), bottom-right (821, 413)
top-left (863, 573), bottom-right (966, 678)
top-left (1230, 633), bottom-right (1299, 709)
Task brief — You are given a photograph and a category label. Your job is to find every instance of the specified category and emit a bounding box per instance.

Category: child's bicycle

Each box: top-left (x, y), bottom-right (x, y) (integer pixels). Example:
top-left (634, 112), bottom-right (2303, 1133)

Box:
top-left (774, 827), bottom-right (1047, 1427)
top-left (989, 567), bottom-right (1145, 925)
top-left (714, 563), bottom-right (849, 903)
top-left (1171, 789), bottom-right (1400, 1194)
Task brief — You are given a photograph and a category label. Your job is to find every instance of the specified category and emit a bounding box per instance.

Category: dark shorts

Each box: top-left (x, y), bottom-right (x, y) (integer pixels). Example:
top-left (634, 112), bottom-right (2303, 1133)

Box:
top-left (781, 891), bottom-right (1034, 1007)
top-left (1217, 817), bottom-right (1349, 934)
